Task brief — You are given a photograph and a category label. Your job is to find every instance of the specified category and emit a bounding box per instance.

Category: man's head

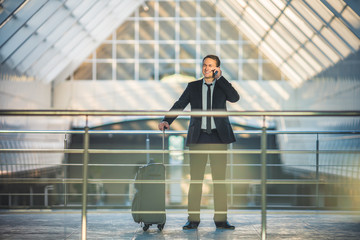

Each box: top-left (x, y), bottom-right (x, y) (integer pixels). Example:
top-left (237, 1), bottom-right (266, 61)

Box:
top-left (203, 55), bottom-right (220, 67)
top-left (202, 55), bottom-right (220, 82)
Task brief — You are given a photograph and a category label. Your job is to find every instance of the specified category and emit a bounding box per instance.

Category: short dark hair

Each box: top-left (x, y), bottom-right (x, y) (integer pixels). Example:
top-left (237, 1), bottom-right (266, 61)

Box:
top-left (203, 55), bottom-right (220, 67)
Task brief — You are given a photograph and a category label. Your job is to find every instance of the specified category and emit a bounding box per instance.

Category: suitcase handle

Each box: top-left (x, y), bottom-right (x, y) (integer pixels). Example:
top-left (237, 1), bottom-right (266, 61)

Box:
top-left (162, 129), bottom-right (165, 164)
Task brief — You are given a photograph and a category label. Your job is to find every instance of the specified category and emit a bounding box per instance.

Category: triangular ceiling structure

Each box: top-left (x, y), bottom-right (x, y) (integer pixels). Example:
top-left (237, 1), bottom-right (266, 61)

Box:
top-left (0, 0), bottom-right (359, 86)
top-left (0, 0), bottom-right (144, 83)
top-left (212, 0), bottom-right (360, 85)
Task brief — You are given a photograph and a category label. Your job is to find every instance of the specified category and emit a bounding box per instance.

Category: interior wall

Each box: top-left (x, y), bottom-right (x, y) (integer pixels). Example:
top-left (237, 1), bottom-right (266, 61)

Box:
top-left (53, 80), bottom-right (296, 127)
top-left (0, 80), bottom-right (68, 175)
top-left (0, 80), bottom-right (55, 129)
top-left (277, 49), bottom-right (360, 130)
top-left (278, 78), bottom-right (360, 131)
top-left (276, 78), bottom-right (360, 179)
top-left (0, 80), bottom-right (51, 110)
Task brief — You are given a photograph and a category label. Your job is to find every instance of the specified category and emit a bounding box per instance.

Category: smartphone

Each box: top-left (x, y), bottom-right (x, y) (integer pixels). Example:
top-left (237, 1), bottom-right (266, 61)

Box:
top-left (213, 70), bottom-right (218, 76)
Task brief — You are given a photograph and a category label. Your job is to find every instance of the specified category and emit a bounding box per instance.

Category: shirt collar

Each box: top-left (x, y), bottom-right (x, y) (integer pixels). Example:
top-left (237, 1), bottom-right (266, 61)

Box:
top-left (203, 78), bottom-right (216, 85)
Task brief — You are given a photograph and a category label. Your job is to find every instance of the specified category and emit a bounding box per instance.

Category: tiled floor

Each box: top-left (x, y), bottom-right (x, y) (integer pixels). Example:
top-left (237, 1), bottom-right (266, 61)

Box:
top-left (0, 210), bottom-right (359, 239)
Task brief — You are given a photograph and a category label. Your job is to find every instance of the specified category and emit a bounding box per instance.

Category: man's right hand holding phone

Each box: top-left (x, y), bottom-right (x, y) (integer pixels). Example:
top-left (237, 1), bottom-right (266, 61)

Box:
top-left (213, 68), bottom-right (221, 79)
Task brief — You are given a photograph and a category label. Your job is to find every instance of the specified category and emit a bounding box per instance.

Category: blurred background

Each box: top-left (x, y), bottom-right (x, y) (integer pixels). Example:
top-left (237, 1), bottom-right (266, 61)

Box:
top-left (0, 0), bottom-right (359, 211)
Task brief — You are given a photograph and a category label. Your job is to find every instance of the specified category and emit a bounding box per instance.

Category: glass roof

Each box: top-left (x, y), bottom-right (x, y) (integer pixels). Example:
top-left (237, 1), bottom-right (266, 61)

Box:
top-left (0, 0), bottom-right (144, 83)
top-left (70, 0), bottom-right (284, 82)
top-left (0, 0), bottom-right (359, 85)
top-left (211, 0), bottom-right (359, 85)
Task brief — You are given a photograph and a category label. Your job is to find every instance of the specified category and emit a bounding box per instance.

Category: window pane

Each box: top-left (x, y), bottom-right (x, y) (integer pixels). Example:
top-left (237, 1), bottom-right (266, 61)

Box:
top-left (159, 21), bottom-right (175, 40)
top-left (220, 44), bottom-right (238, 59)
top-left (249, 0), bottom-right (275, 24)
top-left (262, 62), bottom-right (281, 80)
top-left (139, 21), bottom-right (154, 40)
top-left (97, 44), bottom-right (112, 59)
top-left (220, 21), bottom-right (238, 40)
top-left (159, 1), bottom-right (175, 17)
top-left (201, 1), bottom-right (216, 17)
top-left (71, 0), bottom-right (285, 83)
top-left (159, 63), bottom-right (175, 79)
top-left (140, 1), bottom-right (155, 17)
top-left (180, 63), bottom-right (196, 77)
top-left (305, 0), bottom-right (333, 22)
top-left (242, 9), bottom-right (268, 37)
top-left (159, 44), bottom-right (175, 59)
top-left (96, 63), bottom-right (112, 80)
top-left (116, 21), bottom-right (134, 40)
top-left (139, 44), bottom-right (154, 59)
top-left (200, 20), bottom-right (216, 40)
top-left (273, 23), bottom-right (298, 50)
top-left (290, 1), bottom-right (323, 30)
top-left (330, 19), bottom-right (358, 50)
top-left (321, 26), bottom-right (351, 57)
top-left (139, 63), bottom-right (154, 80)
top-left (180, 1), bottom-right (196, 17)
top-left (116, 44), bottom-right (134, 59)
top-left (341, 7), bottom-right (360, 34)
top-left (222, 62), bottom-right (238, 80)
top-left (180, 44), bottom-right (196, 59)
top-left (201, 44), bottom-right (216, 57)
top-left (180, 20), bottom-right (196, 40)
top-left (117, 63), bottom-right (134, 80)
top-left (304, 41), bottom-right (332, 68)
top-left (312, 34), bottom-right (340, 63)
top-left (74, 62), bottom-right (92, 80)
top-left (284, 8), bottom-right (313, 39)
top-left (243, 44), bottom-right (258, 59)
top-left (243, 62), bottom-right (258, 80)
top-left (297, 48), bottom-right (322, 73)
top-left (278, 14), bottom-right (307, 44)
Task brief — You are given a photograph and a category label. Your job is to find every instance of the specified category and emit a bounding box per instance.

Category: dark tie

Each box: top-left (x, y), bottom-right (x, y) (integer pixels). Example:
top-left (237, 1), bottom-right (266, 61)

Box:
top-left (206, 83), bottom-right (212, 134)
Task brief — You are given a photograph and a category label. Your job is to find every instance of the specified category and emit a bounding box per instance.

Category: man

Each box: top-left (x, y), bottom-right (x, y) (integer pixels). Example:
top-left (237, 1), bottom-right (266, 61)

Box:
top-left (158, 55), bottom-right (239, 230)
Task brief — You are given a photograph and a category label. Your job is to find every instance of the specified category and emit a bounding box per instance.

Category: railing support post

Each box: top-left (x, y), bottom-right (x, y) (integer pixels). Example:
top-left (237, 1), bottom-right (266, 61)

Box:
top-left (146, 134), bottom-right (150, 162)
top-left (316, 133), bottom-right (319, 208)
top-left (230, 143), bottom-right (234, 206)
top-left (64, 134), bottom-right (68, 206)
top-left (81, 116), bottom-right (90, 240)
top-left (261, 116), bottom-right (267, 240)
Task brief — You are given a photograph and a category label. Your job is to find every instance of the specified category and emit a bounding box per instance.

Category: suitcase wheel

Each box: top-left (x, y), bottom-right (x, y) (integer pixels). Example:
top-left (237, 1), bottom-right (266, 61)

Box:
top-left (143, 224), bottom-right (151, 231)
top-left (157, 223), bottom-right (165, 231)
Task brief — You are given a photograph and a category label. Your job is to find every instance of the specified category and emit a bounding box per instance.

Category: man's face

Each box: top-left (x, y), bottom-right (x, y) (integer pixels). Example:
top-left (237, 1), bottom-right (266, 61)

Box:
top-left (202, 58), bottom-right (217, 79)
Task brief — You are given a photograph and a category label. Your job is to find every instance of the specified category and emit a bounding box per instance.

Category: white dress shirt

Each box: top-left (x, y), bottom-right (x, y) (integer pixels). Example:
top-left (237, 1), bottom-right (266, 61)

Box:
top-left (201, 78), bottom-right (216, 130)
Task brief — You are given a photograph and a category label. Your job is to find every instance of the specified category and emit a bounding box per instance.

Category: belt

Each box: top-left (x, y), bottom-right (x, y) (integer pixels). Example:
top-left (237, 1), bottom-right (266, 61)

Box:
top-left (200, 129), bottom-right (217, 134)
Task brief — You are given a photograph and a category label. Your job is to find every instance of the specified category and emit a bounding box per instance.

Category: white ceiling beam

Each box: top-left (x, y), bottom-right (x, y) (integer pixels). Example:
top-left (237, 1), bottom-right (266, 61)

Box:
top-left (42, 0), bottom-right (144, 83)
top-left (0, 0), bottom-right (62, 65)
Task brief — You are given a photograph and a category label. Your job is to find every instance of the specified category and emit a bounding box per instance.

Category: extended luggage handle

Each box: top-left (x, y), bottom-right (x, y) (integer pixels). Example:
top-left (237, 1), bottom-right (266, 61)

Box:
top-left (162, 129), bottom-right (165, 164)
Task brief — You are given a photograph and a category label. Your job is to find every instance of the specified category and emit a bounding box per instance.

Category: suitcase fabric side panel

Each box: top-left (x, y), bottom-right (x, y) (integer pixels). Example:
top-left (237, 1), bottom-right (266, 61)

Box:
top-left (131, 166), bottom-right (144, 223)
top-left (132, 163), bottom-right (166, 225)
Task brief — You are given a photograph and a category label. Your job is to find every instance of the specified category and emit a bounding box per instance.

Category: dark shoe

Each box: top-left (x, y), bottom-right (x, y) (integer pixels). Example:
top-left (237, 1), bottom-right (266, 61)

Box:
top-left (215, 221), bottom-right (235, 230)
top-left (183, 221), bottom-right (200, 230)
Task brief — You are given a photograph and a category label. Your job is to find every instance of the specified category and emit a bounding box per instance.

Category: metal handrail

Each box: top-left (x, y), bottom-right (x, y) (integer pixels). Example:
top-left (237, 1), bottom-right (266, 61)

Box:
top-left (1, 129), bottom-right (360, 134)
top-left (1, 148), bottom-right (360, 154)
top-left (1, 178), bottom-right (357, 185)
top-left (1, 110), bottom-right (360, 240)
top-left (1, 109), bottom-right (360, 116)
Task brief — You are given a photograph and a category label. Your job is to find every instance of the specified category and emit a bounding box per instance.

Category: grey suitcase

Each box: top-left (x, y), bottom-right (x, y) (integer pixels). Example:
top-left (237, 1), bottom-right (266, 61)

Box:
top-left (131, 131), bottom-right (166, 231)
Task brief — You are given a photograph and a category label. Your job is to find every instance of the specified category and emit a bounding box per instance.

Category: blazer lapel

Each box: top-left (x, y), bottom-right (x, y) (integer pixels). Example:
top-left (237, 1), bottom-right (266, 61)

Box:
top-left (192, 79), bottom-right (203, 109)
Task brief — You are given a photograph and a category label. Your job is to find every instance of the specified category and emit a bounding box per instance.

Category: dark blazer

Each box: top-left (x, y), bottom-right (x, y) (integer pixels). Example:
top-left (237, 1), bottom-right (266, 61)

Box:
top-left (163, 76), bottom-right (240, 145)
